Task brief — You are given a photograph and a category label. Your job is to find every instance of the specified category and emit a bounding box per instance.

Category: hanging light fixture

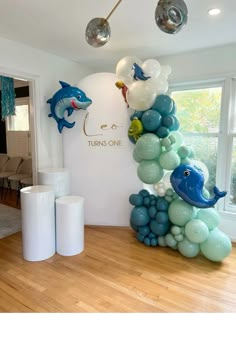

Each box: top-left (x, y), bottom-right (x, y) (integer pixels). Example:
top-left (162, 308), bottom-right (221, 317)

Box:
top-left (155, 0), bottom-right (188, 34)
top-left (85, 0), bottom-right (122, 48)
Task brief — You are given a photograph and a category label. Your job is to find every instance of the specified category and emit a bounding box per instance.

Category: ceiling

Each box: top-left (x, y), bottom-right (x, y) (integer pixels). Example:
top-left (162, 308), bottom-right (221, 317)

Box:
top-left (0, 0), bottom-right (235, 71)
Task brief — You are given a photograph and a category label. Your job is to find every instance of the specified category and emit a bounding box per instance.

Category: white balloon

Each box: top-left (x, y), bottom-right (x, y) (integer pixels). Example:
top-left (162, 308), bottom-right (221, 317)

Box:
top-left (148, 74), bottom-right (168, 95)
top-left (141, 59), bottom-right (161, 79)
top-left (116, 56), bottom-right (142, 85)
top-left (162, 172), bottom-right (172, 189)
top-left (191, 159), bottom-right (209, 184)
top-left (161, 65), bottom-right (172, 78)
top-left (126, 81), bottom-right (157, 111)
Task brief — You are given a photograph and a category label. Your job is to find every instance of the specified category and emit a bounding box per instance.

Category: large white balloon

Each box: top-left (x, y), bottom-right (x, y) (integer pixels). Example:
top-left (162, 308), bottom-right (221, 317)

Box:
top-left (160, 65), bottom-right (172, 78)
top-left (191, 159), bottom-right (209, 184)
top-left (126, 81), bottom-right (157, 111)
top-left (141, 59), bottom-right (161, 79)
top-left (116, 56), bottom-right (142, 86)
top-left (148, 74), bottom-right (168, 95)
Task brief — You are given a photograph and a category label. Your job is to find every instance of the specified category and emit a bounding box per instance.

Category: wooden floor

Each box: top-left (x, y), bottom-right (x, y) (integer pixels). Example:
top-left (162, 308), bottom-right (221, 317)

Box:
top-left (0, 225), bottom-right (236, 312)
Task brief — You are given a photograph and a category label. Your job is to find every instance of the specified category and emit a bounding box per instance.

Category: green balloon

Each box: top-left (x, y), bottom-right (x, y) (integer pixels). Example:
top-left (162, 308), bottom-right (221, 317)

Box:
top-left (200, 228), bottom-right (232, 262)
top-left (197, 208), bottom-right (220, 230)
top-left (135, 133), bottom-right (161, 160)
top-left (177, 146), bottom-right (191, 158)
top-left (133, 148), bottom-right (143, 163)
top-left (158, 236), bottom-right (167, 247)
top-left (174, 233), bottom-right (184, 242)
top-left (137, 160), bottom-right (164, 184)
top-left (171, 225), bottom-right (181, 235)
top-left (178, 238), bottom-right (200, 258)
top-left (168, 199), bottom-right (197, 226)
top-left (159, 150), bottom-right (181, 171)
top-left (169, 131), bottom-right (184, 150)
top-left (165, 233), bottom-right (177, 248)
top-left (185, 219), bottom-right (209, 243)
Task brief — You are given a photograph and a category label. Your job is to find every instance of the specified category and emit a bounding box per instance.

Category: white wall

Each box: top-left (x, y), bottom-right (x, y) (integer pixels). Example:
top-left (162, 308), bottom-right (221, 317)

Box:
top-left (0, 36), bottom-right (92, 179)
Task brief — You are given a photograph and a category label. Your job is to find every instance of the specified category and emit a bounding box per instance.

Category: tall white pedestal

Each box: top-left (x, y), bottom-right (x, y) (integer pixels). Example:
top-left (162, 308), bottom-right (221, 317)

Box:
top-left (20, 185), bottom-right (55, 261)
top-left (38, 168), bottom-right (70, 199)
top-left (56, 196), bottom-right (84, 256)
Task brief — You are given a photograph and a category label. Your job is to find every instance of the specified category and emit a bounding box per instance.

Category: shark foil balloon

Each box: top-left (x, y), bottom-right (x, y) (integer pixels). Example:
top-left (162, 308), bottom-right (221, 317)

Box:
top-left (47, 81), bottom-right (92, 133)
top-left (170, 164), bottom-right (227, 208)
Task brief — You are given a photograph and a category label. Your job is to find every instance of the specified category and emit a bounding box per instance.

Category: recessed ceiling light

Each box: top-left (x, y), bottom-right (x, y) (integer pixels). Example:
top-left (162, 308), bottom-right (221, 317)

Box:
top-left (208, 8), bottom-right (221, 16)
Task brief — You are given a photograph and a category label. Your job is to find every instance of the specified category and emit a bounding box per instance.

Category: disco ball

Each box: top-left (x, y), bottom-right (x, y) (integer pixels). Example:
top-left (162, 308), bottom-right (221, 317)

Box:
top-left (85, 17), bottom-right (111, 47)
top-left (155, 0), bottom-right (188, 34)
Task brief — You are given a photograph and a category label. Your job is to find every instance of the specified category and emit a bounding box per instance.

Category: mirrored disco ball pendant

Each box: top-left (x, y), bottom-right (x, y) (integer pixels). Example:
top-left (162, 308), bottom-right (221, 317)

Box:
top-left (155, 0), bottom-right (188, 34)
top-left (85, 17), bottom-right (111, 47)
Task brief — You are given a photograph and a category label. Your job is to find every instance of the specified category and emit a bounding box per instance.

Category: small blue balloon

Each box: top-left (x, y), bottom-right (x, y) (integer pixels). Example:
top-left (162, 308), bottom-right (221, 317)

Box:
top-left (156, 197), bottom-right (169, 211)
top-left (143, 196), bottom-right (151, 207)
top-left (130, 206), bottom-right (150, 226)
top-left (141, 110), bottom-right (162, 132)
top-left (130, 110), bottom-right (144, 120)
top-left (148, 232), bottom-right (157, 239)
top-left (139, 189), bottom-right (150, 198)
top-left (129, 194), bottom-right (143, 206)
top-left (149, 206), bottom-right (157, 218)
top-left (156, 126), bottom-right (169, 138)
top-left (138, 225), bottom-right (150, 236)
top-left (156, 211), bottom-right (169, 224)
top-left (144, 237), bottom-right (151, 246)
top-left (152, 94), bottom-right (174, 115)
top-left (150, 220), bottom-right (170, 236)
top-left (169, 116), bottom-right (180, 131)
top-left (151, 238), bottom-right (158, 247)
top-left (136, 233), bottom-right (145, 242)
top-left (162, 115), bottom-right (175, 128)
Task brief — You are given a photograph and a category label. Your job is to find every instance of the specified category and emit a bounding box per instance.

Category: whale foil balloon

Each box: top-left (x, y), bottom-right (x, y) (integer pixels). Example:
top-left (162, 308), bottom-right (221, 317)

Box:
top-left (155, 0), bottom-right (188, 34)
top-left (170, 164), bottom-right (227, 208)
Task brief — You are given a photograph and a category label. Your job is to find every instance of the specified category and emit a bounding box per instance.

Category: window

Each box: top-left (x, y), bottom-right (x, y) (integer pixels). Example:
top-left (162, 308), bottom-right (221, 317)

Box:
top-left (170, 78), bottom-right (236, 214)
top-left (7, 97), bottom-right (30, 131)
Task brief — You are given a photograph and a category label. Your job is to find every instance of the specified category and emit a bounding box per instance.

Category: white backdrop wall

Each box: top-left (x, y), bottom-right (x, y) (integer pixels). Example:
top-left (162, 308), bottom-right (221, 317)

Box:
top-left (63, 73), bottom-right (142, 226)
top-left (0, 36), bottom-right (92, 177)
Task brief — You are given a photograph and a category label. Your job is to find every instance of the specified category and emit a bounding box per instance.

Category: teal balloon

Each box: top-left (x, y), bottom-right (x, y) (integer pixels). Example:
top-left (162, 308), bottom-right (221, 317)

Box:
top-left (130, 206), bottom-right (150, 226)
top-left (156, 197), bottom-right (169, 211)
top-left (149, 206), bottom-right (157, 218)
top-left (150, 220), bottom-right (170, 236)
top-left (178, 238), bottom-right (200, 258)
top-left (135, 133), bottom-right (161, 160)
top-left (169, 116), bottom-right (180, 131)
top-left (159, 150), bottom-right (181, 171)
top-left (136, 233), bottom-right (145, 242)
top-left (197, 208), bottom-right (220, 230)
top-left (144, 237), bottom-right (151, 246)
top-left (133, 148), bottom-right (143, 162)
top-left (156, 211), bottom-right (169, 224)
top-left (162, 115), bottom-right (175, 128)
top-left (200, 228), bottom-right (232, 262)
top-left (168, 199), bottom-right (197, 226)
top-left (138, 225), bottom-right (150, 236)
top-left (130, 110), bottom-right (143, 120)
top-left (139, 189), bottom-right (150, 197)
top-left (151, 238), bottom-right (158, 247)
top-left (141, 110), bottom-right (162, 131)
top-left (156, 126), bottom-right (169, 138)
top-left (185, 219), bottom-right (209, 243)
top-left (137, 160), bottom-right (164, 184)
top-left (129, 194), bottom-right (143, 206)
top-left (152, 94), bottom-right (173, 115)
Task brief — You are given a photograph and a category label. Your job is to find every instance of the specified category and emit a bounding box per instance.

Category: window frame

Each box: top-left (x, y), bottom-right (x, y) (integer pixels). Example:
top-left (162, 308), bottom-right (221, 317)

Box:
top-left (169, 77), bottom-right (236, 215)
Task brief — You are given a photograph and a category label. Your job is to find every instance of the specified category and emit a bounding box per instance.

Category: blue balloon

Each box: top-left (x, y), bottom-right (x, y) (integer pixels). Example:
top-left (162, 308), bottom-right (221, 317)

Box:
top-left (138, 225), bottom-right (150, 236)
top-left (129, 194), bottom-right (143, 206)
top-left (149, 206), bottom-right (157, 218)
top-left (144, 237), bottom-right (151, 246)
top-left (170, 101), bottom-right (176, 115)
top-left (156, 211), bottom-right (169, 224)
top-left (156, 126), bottom-right (169, 138)
top-left (151, 238), bottom-right (158, 246)
top-left (150, 220), bottom-right (170, 236)
top-left (136, 233), bottom-right (145, 242)
top-left (130, 219), bottom-right (139, 232)
top-left (139, 189), bottom-right (150, 198)
top-left (130, 206), bottom-right (150, 226)
top-left (169, 116), bottom-right (180, 131)
top-left (148, 232), bottom-right (157, 239)
top-left (130, 110), bottom-right (144, 120)
top-left (143, 196), bottom-right (151, 207)
top-left (156, 197), bottom-right (169, 211)
top-left (162, 115), bottom-right (175, 128)
top-left (152, 94), bottom-right (173, 115)
top-left (141, 110), bottom-right (162, 131)
top-left (47, 81), bottom-right (92, 133)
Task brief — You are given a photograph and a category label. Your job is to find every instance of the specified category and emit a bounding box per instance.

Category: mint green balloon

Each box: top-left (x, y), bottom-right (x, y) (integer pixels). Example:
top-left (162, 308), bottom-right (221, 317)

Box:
top-left (137, 160), bottom-right (164, 184)
top-left (159, 150), bottom-right (181, 171)
top-left (135, 133), bottom-right (161, 160)
top-left (197, 208), bottom-right (220, 231)
top-left (178, 238), bottom-right (200, 258)
top-left (158, 236), bottom-right (167, 247)
top-left (133, 148), bottom-right (143, 163)
top-left (185, 219), bottom-right (209, 243)
top-left (165, 233), bottom-right (177, 248)
top-left (169, 131), bottom-right (184, 150)
top-left (168, 199), bottom-right (197, 226)
top-left (200, 228), bottom-right (232, 262)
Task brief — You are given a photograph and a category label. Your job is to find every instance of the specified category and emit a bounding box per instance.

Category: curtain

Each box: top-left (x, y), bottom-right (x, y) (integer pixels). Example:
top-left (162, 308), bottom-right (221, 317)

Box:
top-left (0, 76), bottom-right (15, 121)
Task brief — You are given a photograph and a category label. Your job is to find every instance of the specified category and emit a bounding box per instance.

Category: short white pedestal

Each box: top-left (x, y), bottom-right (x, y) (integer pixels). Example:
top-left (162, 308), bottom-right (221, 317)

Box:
top-left (38, 168), bottom-right (70, 198)
top-left (20, 185), bottom-right (55, 261)
top-left (56, 196), bottom-right (84, 256)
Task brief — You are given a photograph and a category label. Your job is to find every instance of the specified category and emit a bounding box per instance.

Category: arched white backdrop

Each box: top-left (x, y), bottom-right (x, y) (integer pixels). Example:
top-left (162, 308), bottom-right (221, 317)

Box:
top-left (63, 73), bottom-right (142, 226)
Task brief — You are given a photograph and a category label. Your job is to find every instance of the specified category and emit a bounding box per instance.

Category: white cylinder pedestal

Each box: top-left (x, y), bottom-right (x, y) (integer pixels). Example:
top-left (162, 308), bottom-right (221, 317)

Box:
top-left (38, 168), bottom-right (70, 198)
top-left (56, 196), bottom-right (84, 256)
top-left (20, 185), bottom-right (55, 262)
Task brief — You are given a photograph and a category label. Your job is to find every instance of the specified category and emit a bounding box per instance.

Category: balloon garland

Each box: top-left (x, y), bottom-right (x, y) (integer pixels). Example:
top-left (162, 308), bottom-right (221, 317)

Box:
top-left (115, 56), bottom-right (232, 262)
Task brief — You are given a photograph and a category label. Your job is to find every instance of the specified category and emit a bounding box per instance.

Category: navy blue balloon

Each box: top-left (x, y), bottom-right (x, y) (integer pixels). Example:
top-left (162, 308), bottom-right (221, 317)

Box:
top-left (169, 116), bottom-right (180, 131)
top-left (156, 211), bottom-right (169, 224)
top-left (129, 194), bottom-right (143, 206)
top-left (152, 94), bottom-right (173, 115)
top-left (162, 115), bottom-right (175, 128)
top-left (156, 197), bottom-right (169, 211)
top-left (139, 225), bottom-right (150, 236)
top-left (141, 110), bottom-right (162, 132)
top-left (130, 206), bottom-right (150, 226)
top-left (156, 126), bottom-right (169, 138)
top-left (139, 189), bottom-right (150, 198)
top-left (150, 220), bottom-right (170, 236)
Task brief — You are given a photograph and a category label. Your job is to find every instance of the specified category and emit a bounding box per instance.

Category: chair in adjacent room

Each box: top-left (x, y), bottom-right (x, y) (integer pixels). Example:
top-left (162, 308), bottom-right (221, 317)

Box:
top-left (7, 158), bottom-right (32, 203)
top-left (0, 156), bottom-right (22, 198)
top-left (0, 154), bottom-right (9, 172)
